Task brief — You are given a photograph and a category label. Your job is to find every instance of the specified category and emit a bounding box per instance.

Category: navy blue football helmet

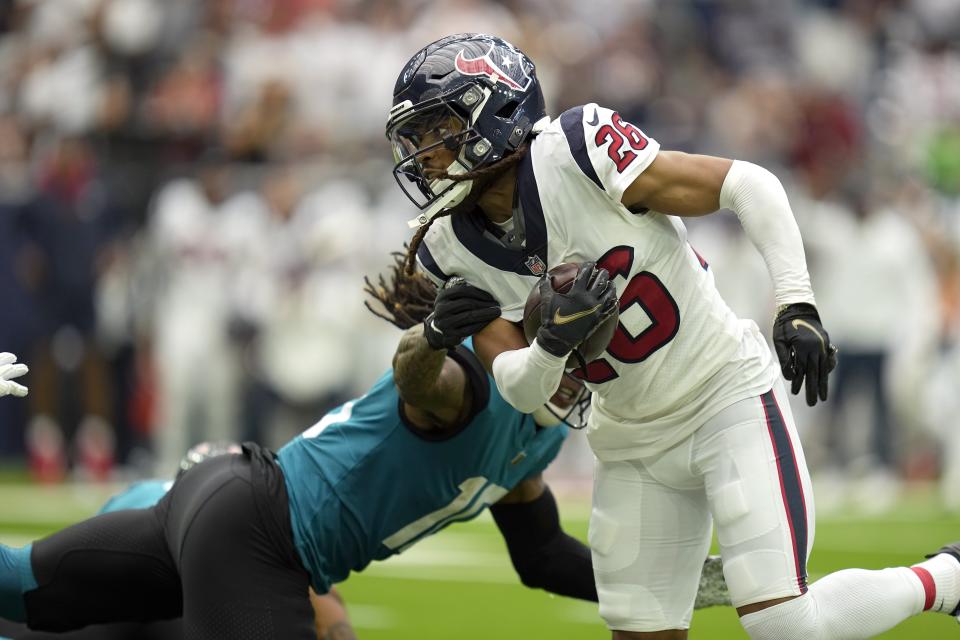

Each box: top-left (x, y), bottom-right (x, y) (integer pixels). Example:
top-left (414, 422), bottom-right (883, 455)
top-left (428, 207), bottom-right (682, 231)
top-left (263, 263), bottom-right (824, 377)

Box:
top-left (386, 33), bottom-right (546, 227)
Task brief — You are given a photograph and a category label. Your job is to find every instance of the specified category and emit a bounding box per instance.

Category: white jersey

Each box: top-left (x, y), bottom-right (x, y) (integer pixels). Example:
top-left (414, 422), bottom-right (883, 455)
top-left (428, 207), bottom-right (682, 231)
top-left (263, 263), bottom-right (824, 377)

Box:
top-left (418, 103), bottom-right (778, 460)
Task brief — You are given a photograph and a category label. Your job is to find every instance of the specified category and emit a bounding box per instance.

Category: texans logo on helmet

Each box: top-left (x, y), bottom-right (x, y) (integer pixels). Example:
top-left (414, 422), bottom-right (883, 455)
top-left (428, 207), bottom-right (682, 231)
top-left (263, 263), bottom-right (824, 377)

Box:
top-left (455, 45), bottom-right (532, 92)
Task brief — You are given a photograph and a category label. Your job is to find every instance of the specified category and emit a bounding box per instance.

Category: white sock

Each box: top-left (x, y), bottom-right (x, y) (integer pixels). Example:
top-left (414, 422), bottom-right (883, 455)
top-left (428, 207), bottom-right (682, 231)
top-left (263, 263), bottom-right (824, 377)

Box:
top-left (741, 567), bottom-right (929, 639)
top-left (910, 552), bottom-right (960, 613)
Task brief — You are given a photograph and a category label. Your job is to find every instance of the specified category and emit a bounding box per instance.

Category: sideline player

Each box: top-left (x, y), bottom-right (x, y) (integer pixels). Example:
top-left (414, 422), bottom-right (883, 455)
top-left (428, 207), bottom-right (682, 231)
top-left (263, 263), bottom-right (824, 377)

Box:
top-left (0, 264), bottom-right (729, 639)
top-left (385, 32), bottom-right (960, 639)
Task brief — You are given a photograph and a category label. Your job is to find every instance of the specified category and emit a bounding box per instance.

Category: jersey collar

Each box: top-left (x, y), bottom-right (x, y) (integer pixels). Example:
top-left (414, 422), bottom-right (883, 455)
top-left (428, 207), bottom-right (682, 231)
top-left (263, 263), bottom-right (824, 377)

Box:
top-left (450, 147), bottom-right (548, 277)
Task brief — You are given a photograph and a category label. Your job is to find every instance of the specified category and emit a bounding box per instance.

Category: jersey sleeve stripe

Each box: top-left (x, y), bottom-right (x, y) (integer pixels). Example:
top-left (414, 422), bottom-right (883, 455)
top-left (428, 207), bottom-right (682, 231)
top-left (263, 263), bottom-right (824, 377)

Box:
top-left (417, 242), bottom-right (450, 283)
top-left (559, 106), bottom-right (605, 192)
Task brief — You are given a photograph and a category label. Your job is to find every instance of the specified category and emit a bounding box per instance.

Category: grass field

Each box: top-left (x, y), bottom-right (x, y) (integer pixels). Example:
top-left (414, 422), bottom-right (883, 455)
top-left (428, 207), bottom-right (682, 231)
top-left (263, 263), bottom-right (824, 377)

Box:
top-left (1, 483), bottom-right (958, 639)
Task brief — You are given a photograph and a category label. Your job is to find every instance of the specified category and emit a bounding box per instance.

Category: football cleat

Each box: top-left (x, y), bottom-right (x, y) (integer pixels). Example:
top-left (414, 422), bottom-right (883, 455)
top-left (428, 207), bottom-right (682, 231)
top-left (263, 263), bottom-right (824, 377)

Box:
top-left (695, 555), bottom-right (731, 609)
top-left (927, 542), bottom-right (960, 564)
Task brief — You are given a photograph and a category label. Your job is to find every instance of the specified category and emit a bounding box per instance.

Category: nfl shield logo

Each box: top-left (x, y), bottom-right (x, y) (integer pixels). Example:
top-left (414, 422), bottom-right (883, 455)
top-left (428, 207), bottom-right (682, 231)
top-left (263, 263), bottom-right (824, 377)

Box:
top-left (524, 255), bottom-right (546, 276)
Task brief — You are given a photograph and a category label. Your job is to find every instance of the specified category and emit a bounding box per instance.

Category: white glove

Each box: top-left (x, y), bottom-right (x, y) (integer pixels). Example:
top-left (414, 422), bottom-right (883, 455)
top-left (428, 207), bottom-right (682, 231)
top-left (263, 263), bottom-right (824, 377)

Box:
top-left (0, 352), bottom-right (28, 397)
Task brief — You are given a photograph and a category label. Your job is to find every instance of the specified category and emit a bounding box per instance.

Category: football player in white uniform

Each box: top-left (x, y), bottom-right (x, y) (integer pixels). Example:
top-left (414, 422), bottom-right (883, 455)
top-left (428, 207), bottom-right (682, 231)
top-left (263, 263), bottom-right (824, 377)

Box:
top-left (0, 353), bottom-right (28, 398)
top-left (384, 33), bottom-right (960, 639)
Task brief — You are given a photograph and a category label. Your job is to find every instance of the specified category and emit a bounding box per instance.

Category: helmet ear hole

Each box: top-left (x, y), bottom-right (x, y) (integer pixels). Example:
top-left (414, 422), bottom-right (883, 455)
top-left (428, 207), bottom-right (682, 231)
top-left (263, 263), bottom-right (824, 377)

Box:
top-left (495, 100), bottom-right (519, 119)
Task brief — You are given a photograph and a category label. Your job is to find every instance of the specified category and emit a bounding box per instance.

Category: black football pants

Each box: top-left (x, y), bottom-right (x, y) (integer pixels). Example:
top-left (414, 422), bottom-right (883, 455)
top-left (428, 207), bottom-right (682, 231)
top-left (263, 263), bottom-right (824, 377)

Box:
top-left (22, 444), bottom-right (315, 639)
top-left (0, 617), bottom-right (182, 640)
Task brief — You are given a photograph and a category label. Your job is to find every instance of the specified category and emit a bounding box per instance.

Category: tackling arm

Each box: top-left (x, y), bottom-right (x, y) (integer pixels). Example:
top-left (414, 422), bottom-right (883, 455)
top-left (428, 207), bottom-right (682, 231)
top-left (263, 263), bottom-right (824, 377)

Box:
top-left (392, 277), bottom-right (503, 425)
top-left (392, 325), bottom-right (471, 426)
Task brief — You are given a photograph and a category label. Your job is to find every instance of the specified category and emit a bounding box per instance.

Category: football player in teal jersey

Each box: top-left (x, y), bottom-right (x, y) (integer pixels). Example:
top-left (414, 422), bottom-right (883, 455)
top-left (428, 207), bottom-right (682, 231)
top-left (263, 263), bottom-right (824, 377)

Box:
top-left (0, 258), bottom-right (728, 639)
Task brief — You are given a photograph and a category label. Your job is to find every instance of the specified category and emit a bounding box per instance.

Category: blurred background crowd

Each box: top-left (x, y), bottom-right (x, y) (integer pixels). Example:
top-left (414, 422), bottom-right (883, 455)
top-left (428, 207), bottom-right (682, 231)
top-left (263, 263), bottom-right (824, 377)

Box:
top-left (0, 0), bottom-right (958, 514)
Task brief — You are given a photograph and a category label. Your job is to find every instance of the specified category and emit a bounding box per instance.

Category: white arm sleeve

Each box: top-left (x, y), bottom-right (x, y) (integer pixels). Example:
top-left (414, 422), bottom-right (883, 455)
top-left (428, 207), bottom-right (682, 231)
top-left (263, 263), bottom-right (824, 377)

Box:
top-left (719, 160), bottom-right (816, 308)
top-left (491, 340), bottom-right (567, 414)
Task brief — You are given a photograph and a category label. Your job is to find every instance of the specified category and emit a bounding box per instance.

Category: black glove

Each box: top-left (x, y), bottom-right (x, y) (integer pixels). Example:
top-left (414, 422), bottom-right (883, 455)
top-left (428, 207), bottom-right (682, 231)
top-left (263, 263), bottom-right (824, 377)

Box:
top-left (773, 303), bottom-right (839, 406)
top-left (423, 277), bottom-right (501, 350)
top-left (536, 262), bottom-right (618, 358)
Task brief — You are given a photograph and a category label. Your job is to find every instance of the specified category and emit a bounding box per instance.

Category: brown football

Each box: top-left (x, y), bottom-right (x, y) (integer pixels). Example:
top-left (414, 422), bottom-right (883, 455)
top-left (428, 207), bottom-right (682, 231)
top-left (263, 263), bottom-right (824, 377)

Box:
top-left (522, 262), bottom-right (619, 369)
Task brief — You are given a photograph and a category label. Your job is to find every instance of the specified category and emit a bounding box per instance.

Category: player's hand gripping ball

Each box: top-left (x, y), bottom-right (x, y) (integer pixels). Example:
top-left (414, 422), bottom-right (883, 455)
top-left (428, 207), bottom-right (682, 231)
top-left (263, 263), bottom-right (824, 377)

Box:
top-left (523, 262), bottom-right (619, 369)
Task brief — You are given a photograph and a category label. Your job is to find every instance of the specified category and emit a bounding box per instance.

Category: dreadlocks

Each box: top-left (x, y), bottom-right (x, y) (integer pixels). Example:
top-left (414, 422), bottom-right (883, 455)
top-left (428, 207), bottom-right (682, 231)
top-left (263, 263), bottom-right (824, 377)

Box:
top-left (368, 142), bottom-right (532, 329)
top-left (363, 248), bottom-right (438, 330)
top-left (401, 141), bottom-right (531, 277)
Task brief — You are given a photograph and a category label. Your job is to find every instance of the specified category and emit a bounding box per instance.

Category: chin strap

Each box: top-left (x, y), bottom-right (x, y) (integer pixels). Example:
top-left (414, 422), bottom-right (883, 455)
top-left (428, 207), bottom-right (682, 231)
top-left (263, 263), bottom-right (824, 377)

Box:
top-left (407, 115), bottom-right (551, 230)
top-left (407, 164), bottom-right (472, 228)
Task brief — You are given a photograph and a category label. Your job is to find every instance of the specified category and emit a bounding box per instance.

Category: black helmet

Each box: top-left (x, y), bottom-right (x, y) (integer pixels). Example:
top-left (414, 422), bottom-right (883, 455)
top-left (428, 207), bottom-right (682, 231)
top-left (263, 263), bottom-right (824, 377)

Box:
top-left (386, 33), bottom-right (546, 227)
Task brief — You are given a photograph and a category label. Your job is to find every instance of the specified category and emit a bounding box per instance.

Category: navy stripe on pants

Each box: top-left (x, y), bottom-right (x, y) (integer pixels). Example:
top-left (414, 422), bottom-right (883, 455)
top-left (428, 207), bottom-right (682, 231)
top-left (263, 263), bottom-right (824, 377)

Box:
top-left (760, 390), bottom-right (809, 593)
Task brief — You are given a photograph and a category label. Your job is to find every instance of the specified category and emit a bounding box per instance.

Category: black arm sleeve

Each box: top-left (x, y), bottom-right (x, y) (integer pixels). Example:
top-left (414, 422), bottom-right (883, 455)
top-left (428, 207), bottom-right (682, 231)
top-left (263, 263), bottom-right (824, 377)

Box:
top-left (489, 486), bottom-right (597, 602)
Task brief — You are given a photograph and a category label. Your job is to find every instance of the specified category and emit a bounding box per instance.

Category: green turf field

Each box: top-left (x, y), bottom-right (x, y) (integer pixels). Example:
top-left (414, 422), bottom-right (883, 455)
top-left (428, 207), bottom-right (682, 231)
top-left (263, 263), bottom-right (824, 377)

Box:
top-left (0, 483), bottom-right (957, 639)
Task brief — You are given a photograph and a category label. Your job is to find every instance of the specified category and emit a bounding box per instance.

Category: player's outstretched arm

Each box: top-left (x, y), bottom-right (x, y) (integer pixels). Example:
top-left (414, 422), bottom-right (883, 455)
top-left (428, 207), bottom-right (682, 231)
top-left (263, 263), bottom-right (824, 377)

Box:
top-left (0, 353), bottom-right (28, 398)
top-left (393, 324), bottom-right (471, 425)
top-left (621, 150), bottom-right (730, 217)
top-left (309, 587), bottom-right (356, 640)
top-left (624, 151), bottom-right (837, 405)
top-left (394, 279), bottom-right (500, 426)
top-left (623, 151), bottom-right (815, 308)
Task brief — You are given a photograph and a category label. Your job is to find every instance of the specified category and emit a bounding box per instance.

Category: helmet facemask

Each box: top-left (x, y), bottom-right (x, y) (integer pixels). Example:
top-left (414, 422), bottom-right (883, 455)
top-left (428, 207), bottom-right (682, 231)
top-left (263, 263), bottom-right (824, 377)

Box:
top-left (533, 374), bottom-right (592, 429)
top-left (386, 84), bottom-right (496, 227)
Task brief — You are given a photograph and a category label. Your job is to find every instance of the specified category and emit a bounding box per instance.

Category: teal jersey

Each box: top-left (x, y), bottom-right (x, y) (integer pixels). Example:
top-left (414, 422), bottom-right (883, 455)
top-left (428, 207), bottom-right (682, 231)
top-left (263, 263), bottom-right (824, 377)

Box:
top-left (97, 480), bottom-right (172, 514)
top-left (277, 346), bottom-right (568, 594)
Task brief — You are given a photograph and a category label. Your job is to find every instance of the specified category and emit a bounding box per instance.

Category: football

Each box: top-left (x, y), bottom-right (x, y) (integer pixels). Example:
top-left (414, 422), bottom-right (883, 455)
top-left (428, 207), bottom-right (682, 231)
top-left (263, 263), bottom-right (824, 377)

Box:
top-left (522, 262), bottom-right (619, 369)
